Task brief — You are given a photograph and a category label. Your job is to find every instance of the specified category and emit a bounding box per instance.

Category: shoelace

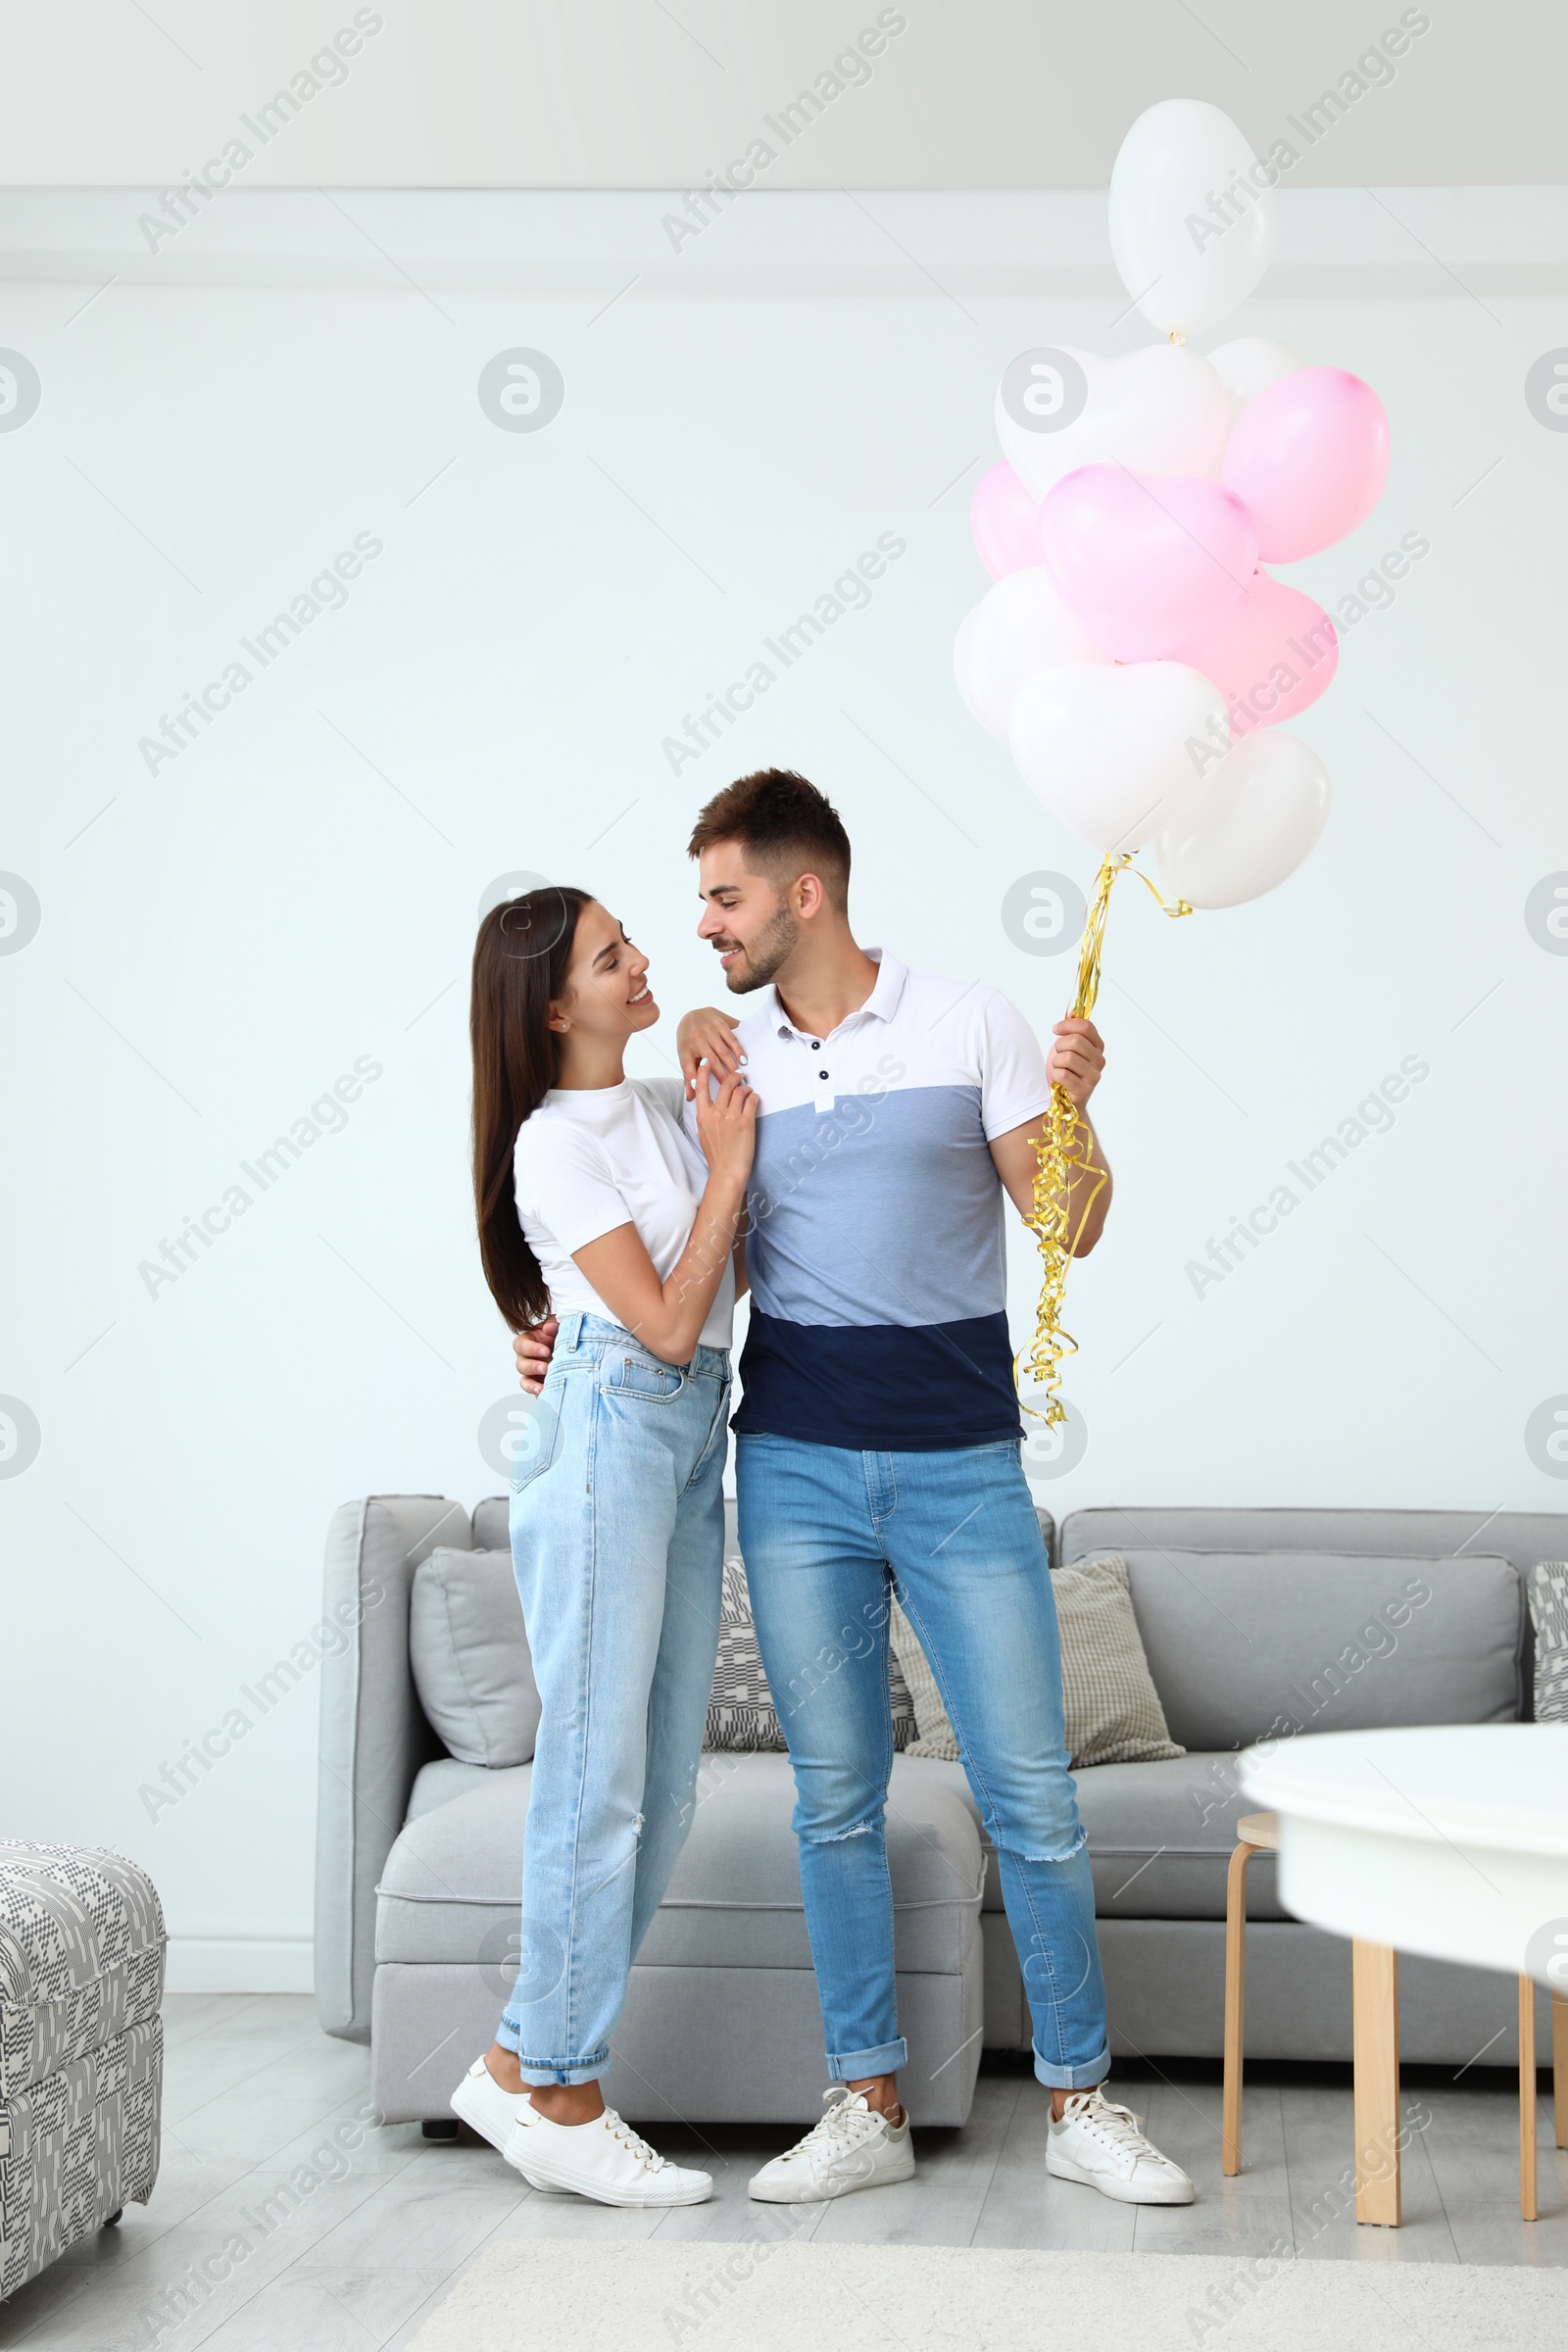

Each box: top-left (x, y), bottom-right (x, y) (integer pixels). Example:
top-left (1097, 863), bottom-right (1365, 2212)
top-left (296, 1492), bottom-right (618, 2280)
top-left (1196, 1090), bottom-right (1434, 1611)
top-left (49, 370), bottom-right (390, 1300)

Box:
top-left (792, 2088), bottom-right (888, 2162)
top-left (600, 2108), bottom-right (665, 2171)
top-left (1061, 2091), bottom-right (1155, 2161)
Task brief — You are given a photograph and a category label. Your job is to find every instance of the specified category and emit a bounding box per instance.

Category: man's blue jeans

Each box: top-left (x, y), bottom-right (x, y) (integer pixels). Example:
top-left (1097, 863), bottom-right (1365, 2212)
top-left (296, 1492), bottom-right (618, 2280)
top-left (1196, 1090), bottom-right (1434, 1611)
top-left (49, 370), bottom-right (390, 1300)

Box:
top-left (500, 1313), bottom-right (730, 2084)
top-left (737, 1433), bottom-right (1110, 2092)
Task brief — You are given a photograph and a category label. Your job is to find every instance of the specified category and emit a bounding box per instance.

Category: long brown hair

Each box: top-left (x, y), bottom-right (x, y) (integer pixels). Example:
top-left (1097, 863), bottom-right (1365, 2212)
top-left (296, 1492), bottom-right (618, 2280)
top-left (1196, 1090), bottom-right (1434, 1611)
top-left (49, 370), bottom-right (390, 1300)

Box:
top-left (470, 886), bottom-right (593, 1329)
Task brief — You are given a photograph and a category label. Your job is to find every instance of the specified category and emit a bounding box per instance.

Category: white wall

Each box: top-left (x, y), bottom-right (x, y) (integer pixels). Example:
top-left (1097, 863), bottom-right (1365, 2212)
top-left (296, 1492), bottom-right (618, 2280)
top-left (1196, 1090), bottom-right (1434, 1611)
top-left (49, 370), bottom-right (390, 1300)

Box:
top-left (3, 189), bottom-right (1565, 1985)
top-left (1, 1), bottom-right (1561, 189)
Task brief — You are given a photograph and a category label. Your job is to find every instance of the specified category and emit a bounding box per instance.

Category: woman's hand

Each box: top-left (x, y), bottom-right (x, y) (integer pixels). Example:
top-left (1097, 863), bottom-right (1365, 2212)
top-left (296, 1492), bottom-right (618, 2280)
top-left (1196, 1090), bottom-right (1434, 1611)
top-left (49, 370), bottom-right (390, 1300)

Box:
top-left (693, 1062), bottom-right (757, 1190)
top-left (572, 1069), bottom-right (755, 1362)
top-left (514, 1316), bottom-right (557, 1396)
top-left (677, 1005), bottom-right (744, 1097)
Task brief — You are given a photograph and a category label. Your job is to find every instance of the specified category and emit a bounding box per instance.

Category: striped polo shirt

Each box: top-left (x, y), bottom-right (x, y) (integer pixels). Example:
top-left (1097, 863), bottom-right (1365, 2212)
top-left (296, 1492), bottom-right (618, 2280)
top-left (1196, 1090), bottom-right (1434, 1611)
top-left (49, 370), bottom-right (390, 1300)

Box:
top-left (714, 950), bottom-right (1053, 1451)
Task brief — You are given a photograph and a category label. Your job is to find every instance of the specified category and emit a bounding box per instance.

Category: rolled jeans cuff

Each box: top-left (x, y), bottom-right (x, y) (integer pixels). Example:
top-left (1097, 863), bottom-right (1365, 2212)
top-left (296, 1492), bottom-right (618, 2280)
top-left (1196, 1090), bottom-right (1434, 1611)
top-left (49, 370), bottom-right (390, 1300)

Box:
top-left (514, 2059), bottom-right (612, 2087)
top-left (496, 2017), bottom-right (611, 2086)
top-left (827, 2037), bottom-right (908, 2082)
top-left (1033, 2040), bottom-right (1111, 2093)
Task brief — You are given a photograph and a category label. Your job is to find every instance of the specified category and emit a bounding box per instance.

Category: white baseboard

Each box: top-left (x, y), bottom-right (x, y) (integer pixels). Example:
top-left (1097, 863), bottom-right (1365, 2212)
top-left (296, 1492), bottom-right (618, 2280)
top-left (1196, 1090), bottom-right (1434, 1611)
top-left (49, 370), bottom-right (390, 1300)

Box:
top-left (165, 1936), bottom-right (315, 1993)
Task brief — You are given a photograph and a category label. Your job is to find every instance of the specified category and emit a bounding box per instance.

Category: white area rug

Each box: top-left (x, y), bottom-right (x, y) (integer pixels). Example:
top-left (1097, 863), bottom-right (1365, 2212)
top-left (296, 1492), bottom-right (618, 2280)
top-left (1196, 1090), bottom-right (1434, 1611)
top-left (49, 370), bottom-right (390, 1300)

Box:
top-left (407, 2236), bottom-right (1566, 2351)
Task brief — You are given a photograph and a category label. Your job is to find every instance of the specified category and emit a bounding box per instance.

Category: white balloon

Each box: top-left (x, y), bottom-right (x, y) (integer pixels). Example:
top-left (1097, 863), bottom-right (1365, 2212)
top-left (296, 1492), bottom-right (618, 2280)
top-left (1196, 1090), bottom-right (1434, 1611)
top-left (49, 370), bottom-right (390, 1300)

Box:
top-left (1009, 662), bottom-right (1226, 855)
top-left (1153, 730), bottom-right (1330, 907)
top-left (1108, 100), bottom-right (1279, 337)
top-left (962, 569), bottom-right (1108, 740)
top-left (1207, 335), bottom-right (1307, 431)
top-left (995, 342), bottom-right (1229, 501)
top-left (954, 605), bottom-right (985, 726)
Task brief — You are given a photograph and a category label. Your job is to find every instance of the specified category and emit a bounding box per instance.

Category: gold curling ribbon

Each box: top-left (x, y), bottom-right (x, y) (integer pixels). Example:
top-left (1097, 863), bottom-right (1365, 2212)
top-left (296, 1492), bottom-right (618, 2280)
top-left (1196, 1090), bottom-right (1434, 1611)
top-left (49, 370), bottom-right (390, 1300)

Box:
top-left (1017, 853), bottom-right (1192, 1427)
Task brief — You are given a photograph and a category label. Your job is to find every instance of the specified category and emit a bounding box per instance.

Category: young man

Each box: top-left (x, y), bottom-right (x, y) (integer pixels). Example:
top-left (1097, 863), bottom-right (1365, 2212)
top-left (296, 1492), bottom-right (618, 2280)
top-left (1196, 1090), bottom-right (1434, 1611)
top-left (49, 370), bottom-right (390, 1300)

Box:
top-left (514, 769), bottom-right (1194, 2208)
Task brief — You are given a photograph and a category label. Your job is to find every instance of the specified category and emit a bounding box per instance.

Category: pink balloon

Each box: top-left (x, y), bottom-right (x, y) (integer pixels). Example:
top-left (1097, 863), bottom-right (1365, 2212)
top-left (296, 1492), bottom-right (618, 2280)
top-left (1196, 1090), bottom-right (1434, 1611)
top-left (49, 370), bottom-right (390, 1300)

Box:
top-left (1222, 366), bottom-right (1389, 563)
top-left (970, 461), bottom-right (1041, 579)
top-left (1168, 568), bottom-right (1339, 734)
top-left (1040, 466), bottom-right (1258, 662)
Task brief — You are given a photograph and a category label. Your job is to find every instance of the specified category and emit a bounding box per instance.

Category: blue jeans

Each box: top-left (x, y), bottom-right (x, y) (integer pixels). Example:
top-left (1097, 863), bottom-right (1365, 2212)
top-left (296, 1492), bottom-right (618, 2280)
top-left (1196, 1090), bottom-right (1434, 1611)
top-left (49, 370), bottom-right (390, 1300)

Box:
top-left (737, 1434), bottom-right (1110, 2093)
top-left (500, 1312), bottom-right (730, 2085)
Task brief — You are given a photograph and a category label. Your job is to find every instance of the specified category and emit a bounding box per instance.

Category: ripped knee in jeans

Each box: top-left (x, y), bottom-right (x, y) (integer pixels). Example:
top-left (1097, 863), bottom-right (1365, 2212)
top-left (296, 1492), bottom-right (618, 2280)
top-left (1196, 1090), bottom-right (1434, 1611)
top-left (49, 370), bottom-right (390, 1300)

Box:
top-left (799, 1818), bottom-right (879, 1846)
top-left (993, 1820), bottom-right (1087, 1867)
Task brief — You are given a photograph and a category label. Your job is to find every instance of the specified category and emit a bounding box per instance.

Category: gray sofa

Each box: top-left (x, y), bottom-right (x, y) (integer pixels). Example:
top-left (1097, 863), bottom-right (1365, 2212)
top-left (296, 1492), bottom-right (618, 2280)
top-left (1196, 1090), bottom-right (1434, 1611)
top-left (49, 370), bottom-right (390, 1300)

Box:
top-left (315, 1497), bottom-right (1563, 2129)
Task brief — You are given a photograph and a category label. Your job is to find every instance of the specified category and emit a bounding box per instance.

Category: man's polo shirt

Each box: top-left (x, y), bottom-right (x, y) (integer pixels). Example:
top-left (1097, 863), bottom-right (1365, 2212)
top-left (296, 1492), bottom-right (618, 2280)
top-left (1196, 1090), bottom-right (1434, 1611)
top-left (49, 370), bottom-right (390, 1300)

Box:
top-left (720, 950), bottom-right (1053, 1451)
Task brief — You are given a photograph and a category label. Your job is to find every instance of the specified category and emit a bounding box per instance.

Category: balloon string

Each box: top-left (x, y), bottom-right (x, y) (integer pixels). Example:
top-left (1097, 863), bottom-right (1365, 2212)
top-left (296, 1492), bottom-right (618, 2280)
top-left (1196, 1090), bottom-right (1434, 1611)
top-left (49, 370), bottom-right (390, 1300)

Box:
top-left (1015, 854), bottom-right (1192, 1428)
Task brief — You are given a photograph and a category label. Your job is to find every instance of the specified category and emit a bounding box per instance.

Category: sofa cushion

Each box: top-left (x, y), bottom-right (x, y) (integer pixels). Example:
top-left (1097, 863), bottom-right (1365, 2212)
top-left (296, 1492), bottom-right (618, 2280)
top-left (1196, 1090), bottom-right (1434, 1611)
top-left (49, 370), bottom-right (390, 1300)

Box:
top-left (896, 1752), bottom-right (1293, 1923)
top-left (377, 1766), bottom-right (534, 1973)
top-left (376, 1752), bottom-right (983, 1974)
top-left (410, 1549), bottom-right (541, 1768)
top-left (1103, 1550), bottom-right (1524, 1750)
top-left (648, 1755), bottom-right (981, 1971)
top-left (406, 1756), bottom-right (490, 1820)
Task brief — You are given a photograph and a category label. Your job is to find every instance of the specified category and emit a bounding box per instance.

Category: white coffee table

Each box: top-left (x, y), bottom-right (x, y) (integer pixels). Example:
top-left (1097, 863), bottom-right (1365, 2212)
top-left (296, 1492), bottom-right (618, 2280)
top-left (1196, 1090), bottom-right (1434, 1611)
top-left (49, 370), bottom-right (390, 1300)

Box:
top-left (1240, 1724), bottom-right (1568, 2224)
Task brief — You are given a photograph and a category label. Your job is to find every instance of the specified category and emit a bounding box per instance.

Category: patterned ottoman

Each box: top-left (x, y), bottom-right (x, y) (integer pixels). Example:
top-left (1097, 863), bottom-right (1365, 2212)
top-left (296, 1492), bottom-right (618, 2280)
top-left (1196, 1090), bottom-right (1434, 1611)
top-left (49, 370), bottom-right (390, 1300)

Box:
top-left (0, 1843), bottom-right (165, 2302)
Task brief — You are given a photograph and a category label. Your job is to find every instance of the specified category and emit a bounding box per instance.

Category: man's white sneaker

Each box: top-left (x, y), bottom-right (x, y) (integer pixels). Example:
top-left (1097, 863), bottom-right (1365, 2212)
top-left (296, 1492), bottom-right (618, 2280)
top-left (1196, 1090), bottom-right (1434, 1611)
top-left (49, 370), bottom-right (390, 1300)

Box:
top-left (449, 2054), bottom-right (533, 2156)
top-left (749, 2087), bottom-right (916, 2204)
top-left (504, 2103), bottom-right (712, 2207)
top-left (1047, 2088), bottom-right (1195, 2205)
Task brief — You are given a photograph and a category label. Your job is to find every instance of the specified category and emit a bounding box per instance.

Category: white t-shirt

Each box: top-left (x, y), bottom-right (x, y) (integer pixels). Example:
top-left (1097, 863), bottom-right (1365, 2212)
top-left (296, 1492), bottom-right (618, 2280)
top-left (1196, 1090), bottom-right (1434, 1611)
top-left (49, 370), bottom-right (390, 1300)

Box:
top-left (512, 1074), bottom-right (734, 1349)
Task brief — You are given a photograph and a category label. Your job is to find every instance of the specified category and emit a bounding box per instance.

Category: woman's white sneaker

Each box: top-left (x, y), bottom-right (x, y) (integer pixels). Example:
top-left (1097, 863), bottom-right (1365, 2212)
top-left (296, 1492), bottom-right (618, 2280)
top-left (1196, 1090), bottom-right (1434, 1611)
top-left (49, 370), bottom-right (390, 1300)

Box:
top-left (449, 2054), bottom-right (533, 2155)
top-left (504, 2104), bottom-right (712, 2206)
top-left (1047, 2088), bottom-right (1195, 2204)
top-left (749, 2088), bottom-right (916, 2204)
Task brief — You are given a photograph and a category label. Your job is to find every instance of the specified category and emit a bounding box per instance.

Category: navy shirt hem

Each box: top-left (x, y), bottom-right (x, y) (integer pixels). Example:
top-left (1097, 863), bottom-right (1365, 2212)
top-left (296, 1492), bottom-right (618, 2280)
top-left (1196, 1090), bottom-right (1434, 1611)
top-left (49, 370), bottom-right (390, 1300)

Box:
top-left (733, 1308), bottom-right (1024, 1453)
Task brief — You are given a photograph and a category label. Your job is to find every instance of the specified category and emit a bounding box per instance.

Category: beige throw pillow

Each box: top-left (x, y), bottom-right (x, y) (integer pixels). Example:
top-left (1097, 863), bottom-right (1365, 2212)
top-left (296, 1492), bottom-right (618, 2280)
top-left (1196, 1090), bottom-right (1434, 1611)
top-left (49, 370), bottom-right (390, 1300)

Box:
top-left (1054, 1554), bottom-right (1186, 1765)
top-left (888, 1553), bottom-right (1184, 1768)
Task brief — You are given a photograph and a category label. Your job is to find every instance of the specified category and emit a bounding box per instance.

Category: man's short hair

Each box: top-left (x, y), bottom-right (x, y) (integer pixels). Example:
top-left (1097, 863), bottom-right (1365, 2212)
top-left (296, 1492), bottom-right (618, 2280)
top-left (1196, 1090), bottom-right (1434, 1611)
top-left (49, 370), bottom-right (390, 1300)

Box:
top-left (687, 768), bottom-right (852, 906)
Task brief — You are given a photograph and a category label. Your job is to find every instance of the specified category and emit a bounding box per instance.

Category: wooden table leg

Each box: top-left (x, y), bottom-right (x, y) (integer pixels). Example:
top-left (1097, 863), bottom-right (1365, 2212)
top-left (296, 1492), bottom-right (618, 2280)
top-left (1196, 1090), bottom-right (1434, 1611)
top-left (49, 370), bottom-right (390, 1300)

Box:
top-left (1352, 1939), bottom-right (1400, 2226)
top-left (1554, 1991), bottom-right (1567, 2151)
top-left (1222, 1842), bottom-right (1254, 2177)
top-left (1520, 1975), bottom-right (1538, 2222)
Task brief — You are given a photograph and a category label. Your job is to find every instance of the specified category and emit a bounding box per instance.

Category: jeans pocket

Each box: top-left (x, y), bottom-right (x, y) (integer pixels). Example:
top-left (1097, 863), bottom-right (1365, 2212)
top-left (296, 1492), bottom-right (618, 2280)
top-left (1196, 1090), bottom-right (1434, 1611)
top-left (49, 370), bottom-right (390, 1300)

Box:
top-left (600, 1352), bottom-right (687, 1403)
top-left (509, 1382), bottom-right (564, 1492)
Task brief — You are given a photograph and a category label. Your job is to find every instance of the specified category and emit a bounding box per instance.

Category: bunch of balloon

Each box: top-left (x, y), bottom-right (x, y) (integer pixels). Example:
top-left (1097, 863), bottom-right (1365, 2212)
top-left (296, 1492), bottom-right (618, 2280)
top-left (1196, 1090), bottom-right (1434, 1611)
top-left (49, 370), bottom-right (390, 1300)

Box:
top-left (955, 99), bottom-right (1390, 1426)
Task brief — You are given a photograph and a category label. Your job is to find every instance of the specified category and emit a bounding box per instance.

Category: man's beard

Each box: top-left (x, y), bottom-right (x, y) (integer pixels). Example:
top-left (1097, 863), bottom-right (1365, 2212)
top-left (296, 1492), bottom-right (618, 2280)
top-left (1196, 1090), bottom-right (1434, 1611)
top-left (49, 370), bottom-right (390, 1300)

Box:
top-left (720, 904), bottom-right (798, 994)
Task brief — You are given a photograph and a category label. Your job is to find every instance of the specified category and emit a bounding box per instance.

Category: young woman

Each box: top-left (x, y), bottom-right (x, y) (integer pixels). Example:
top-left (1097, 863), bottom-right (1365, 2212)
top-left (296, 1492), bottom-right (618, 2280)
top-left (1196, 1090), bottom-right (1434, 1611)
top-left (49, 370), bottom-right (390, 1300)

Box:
top-left (450, 884), bottom-right (754, 2206)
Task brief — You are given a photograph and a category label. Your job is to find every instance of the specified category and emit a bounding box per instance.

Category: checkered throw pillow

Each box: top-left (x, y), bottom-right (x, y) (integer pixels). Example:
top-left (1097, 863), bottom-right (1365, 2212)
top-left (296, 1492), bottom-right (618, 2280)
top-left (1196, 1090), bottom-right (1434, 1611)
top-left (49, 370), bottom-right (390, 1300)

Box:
top-left (1054, 1554), bottom-right (1186, 1765)
top-left (704, 1553), bottom-right (918, 1753)
top-left (887, 1553), bottom-right (1184, 1769)
top-left (1527, 1562), bottom-right (1568, 1721)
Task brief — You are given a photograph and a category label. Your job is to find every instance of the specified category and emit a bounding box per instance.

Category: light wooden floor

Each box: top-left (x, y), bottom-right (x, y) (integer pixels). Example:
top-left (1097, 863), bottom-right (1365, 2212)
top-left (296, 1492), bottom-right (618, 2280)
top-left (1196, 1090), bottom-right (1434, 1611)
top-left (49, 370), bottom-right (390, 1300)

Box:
top-left (2, 1995), bottom-right (1564, 2349)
